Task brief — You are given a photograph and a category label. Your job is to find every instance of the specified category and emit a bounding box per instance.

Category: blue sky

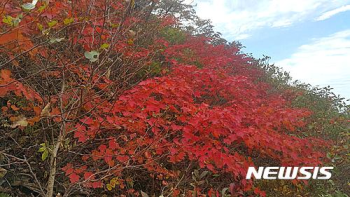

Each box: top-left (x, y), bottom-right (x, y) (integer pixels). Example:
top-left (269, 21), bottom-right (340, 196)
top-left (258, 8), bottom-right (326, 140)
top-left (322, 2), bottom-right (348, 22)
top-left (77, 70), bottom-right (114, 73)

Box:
top-left (186, 0), bottom-right (350, 102)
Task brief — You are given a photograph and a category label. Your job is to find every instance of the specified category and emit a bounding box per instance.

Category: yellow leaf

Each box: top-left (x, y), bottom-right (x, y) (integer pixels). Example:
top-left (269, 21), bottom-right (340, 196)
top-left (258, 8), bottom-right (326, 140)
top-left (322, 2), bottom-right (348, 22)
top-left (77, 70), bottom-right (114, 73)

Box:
top-left (37, 23), bottom-right (43, 31)
top-left (106, 184), bottom-right (113, 191)
top-left (2, 15), bottom-right (13, 26)
top-left (127, 39), bottom-right (134, 45)
top-left (110, 23), bottom-right (119, 28)
top-left (64, 17), bottom-right (74, 25)
top-left (48, 20), bottom-right (58, 28)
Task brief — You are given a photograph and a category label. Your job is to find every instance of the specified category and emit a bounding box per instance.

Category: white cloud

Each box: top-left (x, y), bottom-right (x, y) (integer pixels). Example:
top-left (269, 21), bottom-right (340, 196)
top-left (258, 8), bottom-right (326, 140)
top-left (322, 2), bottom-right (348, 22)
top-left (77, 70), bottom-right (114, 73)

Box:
top-left (277, 30), bottom-right (350, 99)
top-left (235, 34), bottom-right (251, 40)
top-left (316, 5), bottom-right (350, 21)
top-left (193, 0), bottom-right (350, 40)
top-left (183, 0), bottom-right (195, 5)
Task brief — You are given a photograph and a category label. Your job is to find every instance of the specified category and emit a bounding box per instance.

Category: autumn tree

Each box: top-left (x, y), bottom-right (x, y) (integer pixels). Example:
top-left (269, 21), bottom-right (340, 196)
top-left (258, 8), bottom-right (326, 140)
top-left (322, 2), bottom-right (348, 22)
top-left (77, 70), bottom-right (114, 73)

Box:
top-left (0, 0), bottom-right (348, 197)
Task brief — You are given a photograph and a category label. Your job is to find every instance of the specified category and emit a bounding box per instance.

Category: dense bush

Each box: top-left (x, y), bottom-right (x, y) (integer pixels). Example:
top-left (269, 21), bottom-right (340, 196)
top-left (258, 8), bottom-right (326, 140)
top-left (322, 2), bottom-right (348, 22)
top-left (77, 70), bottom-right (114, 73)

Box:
top-left (0, 0), bottom-right (348, 196)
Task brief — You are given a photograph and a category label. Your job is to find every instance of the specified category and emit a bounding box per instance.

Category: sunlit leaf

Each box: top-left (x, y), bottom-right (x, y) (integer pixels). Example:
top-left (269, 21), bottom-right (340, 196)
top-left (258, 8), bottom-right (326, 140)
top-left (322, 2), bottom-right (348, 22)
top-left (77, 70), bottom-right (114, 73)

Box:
top-left (6, 115), bottom-right (29, 128)
top-left (40, 102), bottom-right (51, 117)
top-left (84, 51), bottom-right (100, 62)
top-left (21, 0), bottom-right (38, 11)
top-left (49, 37), bottom-right (65, 44)
top-left (21, 3), bottom-right (36, 11)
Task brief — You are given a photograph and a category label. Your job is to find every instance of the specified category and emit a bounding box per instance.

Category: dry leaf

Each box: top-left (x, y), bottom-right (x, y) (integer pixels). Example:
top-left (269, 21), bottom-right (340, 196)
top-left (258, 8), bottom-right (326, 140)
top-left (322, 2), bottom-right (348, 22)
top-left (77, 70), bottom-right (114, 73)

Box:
top-left (0, 167), bottom-right (7, 178)
top-left (7, 115), bottom-right (28, 128)
top-left (140, 191), bottom-right (149, 197)
top-left (105, 67), bottom-right (111, 79)
top-left (40, 102), bottom-right (51, 117)
top-left (128, 30), bottom-right (136, 37)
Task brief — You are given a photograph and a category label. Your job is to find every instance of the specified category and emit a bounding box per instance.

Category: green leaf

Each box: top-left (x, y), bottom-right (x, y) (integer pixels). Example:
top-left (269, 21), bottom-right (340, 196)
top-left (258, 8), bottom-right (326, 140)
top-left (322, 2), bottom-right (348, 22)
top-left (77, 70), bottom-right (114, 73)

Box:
top-left (200, 170), bottom-right (209, 179)
top-left (38, 143), bottom-right (46, 152)
top-left (41, 150), bottom-right (48, 161)
top-left (100, 43), bottom-right (110, 50)
top-left (0, 193), bottom-right (11, 197)
top-left (13, 14), bottom-right (23, 27)
top-left (326, 152), bottom-right (332, 159)
top-left (221, 188), bottom-right (229, 196)
top-left (37, 23), bottom-right (43, 31)
top-left (2, 14), bottom-right (21, 27)
top-left (193, 169), bottom-right (199, 178)
top-left (39, 142), bottom-right (49, 161)
top-left (38, 2), bottom-right (48, 12)
top-left (126, 178), bottom-right (134, 188)
top-left (64, 17), bottom-right (74, 25)
top-left (334, 191), bottom-right (348, 197)
top-left (110, 22), bottom-right (119, 28)
top-left (48, 20), bottom-right (58, 28)
top-left (84, 51), bottom-right (100, 62)
top-left (38, 147), bottom-right (46, 152)
top-left (334, 155), bottom-right (342, 160)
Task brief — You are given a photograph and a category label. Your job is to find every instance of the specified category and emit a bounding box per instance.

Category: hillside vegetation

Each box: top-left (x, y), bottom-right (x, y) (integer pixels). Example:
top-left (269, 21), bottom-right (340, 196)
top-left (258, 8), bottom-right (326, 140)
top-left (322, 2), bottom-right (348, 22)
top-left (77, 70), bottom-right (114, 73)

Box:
top-left (0, 0), bottom-right (349, 196)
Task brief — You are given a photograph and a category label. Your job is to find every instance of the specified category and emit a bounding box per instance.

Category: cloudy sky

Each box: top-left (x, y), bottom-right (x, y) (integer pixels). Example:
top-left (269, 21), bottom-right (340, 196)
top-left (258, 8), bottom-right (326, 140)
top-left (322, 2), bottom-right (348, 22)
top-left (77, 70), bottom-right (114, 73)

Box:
top-left (186, 0), bottom-right (350, 101)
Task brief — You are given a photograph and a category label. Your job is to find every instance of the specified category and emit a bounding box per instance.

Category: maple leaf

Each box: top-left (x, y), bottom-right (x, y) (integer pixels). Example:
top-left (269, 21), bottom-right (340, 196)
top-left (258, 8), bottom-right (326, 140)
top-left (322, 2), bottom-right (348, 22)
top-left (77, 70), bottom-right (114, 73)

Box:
top-left (91, 181), bottom-right (102, 188)
top-left (74, 124), bottom-right (88, 142)
top-left (108, 139), bottom-right (118, 150)
top-left (84, 172), bottom-right (94, 180)
top-left (62, 163), bottom-right (74, 175)
top-left (116, 155), bottom-right (129, 163)
top-left (69, 173), bottom-right (80, 183)
top-left (0, 70), bottom-right (12, 82)
top-left (74, 130), bottom-right (88, 143)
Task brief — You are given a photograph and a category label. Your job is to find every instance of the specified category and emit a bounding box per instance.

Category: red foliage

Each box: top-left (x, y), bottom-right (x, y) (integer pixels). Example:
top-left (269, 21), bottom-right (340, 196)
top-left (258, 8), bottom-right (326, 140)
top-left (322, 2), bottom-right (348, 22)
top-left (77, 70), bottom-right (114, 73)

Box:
top-left (0, 0), bottom-right (329, 195)
top-left (62, 37), bottom-right (328, 192)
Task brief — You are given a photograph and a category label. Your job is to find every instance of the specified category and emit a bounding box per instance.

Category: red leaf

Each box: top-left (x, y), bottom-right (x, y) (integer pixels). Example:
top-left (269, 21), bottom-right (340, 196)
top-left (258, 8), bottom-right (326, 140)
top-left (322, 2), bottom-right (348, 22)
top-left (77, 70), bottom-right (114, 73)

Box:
top-left (74, 130), bottom-right (88, 143)
top-left (0, 69), bottom-right (12, 82)
top-left (116, 155), bottom-right (129, 163)
top-left (91, 181), bottom-right (102, 188)
top-left (69, 173), bottom-right (80, 183)
top-left (80, 117), bottom-right (94, 125)
top-left (84, 172), bottom-right (94, 180)
top-left (108, 139), bottom-right (117, 150)
top-left (62, 163), bottom-right (74, 175)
